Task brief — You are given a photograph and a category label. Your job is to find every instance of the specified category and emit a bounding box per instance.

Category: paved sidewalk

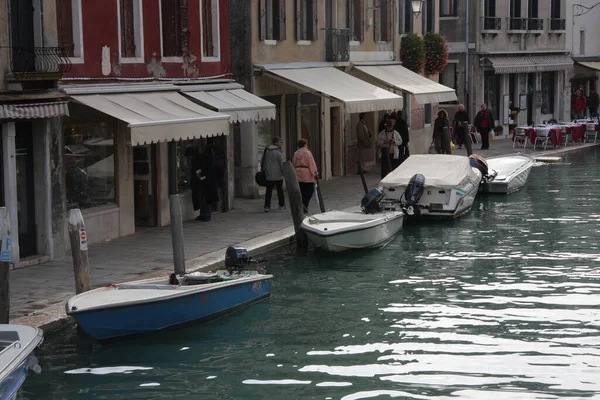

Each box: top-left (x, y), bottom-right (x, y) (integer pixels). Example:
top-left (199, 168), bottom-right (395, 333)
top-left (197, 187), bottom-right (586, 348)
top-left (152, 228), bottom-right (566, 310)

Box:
top-left (9, 136), bottom-right (599, 331)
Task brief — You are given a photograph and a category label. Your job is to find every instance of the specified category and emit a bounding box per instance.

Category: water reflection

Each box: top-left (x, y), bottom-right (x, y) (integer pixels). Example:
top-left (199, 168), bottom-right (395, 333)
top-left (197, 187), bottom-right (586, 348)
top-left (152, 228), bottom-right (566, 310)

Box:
top-left (22, 147), bottom-right (600, 399)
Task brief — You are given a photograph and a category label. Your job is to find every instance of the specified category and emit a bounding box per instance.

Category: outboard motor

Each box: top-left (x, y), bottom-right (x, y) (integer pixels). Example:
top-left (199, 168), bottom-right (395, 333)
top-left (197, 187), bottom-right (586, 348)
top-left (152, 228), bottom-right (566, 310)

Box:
top-left (361, 188), bottom-right (384, 214)
top-left (403, 174), bottom-right (425, 216)
top-left (469, 154), bottom-right (496, 183)
top-left (225, 246), bottom-right (265, 274)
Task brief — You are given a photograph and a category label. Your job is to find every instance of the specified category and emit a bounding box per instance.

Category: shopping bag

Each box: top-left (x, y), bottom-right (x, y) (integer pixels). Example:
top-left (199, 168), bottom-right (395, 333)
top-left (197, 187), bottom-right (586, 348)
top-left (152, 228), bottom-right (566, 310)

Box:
top-left (450, 141), bottom-right (456, 154)
top-left (428, 141), bottom-right (436, 154)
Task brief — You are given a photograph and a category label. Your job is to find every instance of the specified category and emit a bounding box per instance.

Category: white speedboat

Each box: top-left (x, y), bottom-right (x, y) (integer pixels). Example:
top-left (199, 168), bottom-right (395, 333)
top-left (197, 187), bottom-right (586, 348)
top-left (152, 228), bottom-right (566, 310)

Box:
top-left (0, 325), bottom-right (44, 400)
top-left (380, 154), bottom-right (482, 220)
top-left (479, 154), bottom-right (535, 195)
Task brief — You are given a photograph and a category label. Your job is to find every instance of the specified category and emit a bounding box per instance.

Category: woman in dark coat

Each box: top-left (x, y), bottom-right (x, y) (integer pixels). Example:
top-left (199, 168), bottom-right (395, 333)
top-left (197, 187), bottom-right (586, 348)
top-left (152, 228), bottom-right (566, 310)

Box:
top-left (191, 138), bottom-right (219, 221)
top-left (433, 110), bottom-right (452, 154)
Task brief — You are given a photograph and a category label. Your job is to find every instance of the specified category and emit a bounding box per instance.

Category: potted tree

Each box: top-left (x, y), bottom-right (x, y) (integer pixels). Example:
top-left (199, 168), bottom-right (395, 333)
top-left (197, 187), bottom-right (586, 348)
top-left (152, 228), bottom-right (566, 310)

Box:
top-left (423, 32), bottom-right (449, 77)
top-left (400, 33), bottom-right (425, 73)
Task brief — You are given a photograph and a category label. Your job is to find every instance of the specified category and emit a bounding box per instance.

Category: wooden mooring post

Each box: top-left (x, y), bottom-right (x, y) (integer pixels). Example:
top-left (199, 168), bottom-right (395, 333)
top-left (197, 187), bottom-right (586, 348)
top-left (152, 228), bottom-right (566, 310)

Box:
top-left (169, 194), bottom-right (186, 275)
top-left (282, 161), bottom-right (308, 249)
top-left (357, 161), bottom-right (369, 195)
top-left (68, 209), bottom-right (91, 294)
top-left (0, 207), bottom-right (12, 323)
top-left (314, 176), bottom-right (326, 213)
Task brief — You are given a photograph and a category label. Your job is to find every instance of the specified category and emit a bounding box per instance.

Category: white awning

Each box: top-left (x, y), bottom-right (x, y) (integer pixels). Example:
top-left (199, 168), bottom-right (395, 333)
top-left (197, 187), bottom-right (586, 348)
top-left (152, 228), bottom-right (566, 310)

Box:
top-left (265, 67), bottom-right (403, 113)
top-left (486, 55), bottom-right (574, 74)
top-left (576, 61), bottom-right (600, 72)
top-left (0, 101), bottom-right (70, 119)
top-left (354, 65), bottom-right (457, 104)
top-left (184, 89), bottom-right (276, 122)
top-left (71, 91), bottom-right (231, 146)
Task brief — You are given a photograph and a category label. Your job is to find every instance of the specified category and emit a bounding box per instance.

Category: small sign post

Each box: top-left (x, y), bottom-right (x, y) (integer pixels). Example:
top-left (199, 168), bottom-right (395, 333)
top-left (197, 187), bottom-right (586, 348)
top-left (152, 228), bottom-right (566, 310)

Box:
top-left (0, 207), bottom-right (11, 323)
top-left (68, 209), bottom-right (91, 294)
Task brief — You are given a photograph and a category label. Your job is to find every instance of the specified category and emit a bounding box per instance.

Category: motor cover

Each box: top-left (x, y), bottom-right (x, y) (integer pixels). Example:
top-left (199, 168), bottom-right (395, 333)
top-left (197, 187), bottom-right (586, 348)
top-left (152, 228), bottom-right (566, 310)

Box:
top-left (361, 188), bottom-right (384, 214)
top-left (404, 174), bottom-right (426, 205)
top-left (225, 246), bottom-right (250, 269)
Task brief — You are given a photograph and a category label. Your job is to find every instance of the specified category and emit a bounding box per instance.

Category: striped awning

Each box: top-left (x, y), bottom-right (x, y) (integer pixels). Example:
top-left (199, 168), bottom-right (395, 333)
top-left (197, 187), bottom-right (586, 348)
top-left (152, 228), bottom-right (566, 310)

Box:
top-left (486, 55), bottom-right (574, 74)
top-left (0, 101), bottom-right (70, 120)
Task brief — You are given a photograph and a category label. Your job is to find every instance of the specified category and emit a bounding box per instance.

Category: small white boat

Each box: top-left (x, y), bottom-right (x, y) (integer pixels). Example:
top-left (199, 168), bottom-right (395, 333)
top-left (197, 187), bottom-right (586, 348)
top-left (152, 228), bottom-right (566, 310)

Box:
top-left (380, 154), bottom-right (482, 220)
top-left (301, 208), bottom-right (404, 252)
top-left (0, 325), bottom-right (44, 400)
top-left (479, 154), bottom-right (535, 195)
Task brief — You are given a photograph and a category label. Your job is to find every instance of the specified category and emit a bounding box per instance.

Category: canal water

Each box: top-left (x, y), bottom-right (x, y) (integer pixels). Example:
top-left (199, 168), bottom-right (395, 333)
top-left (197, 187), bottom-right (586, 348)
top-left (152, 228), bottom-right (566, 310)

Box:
top-left (22, 147), bottom-right (600, 400)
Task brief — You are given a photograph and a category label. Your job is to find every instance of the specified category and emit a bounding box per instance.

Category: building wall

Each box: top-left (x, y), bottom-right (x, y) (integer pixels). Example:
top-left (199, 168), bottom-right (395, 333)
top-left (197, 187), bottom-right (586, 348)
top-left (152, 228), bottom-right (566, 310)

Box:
top-left (567, 1), bottom-right (600, 57)
top-left (0, 0), bottom-right (8, 89)
top-left (64, 0), bottom-right (231, 79)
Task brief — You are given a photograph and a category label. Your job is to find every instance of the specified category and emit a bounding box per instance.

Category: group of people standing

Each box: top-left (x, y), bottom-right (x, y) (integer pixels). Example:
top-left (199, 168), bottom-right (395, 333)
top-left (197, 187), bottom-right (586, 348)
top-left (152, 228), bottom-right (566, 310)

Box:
top-left (572, 87), bottom-right (599, 120)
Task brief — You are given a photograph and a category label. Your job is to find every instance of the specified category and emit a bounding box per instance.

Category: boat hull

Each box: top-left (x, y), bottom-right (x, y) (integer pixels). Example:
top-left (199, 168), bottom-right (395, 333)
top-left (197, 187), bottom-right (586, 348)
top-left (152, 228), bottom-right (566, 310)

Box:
top-left (0, 356), bottom-right (40, 400)
top-left (0, 325), bottom-right (43, 400)
top-left (302, 211), bottom-right (404, 252)
top-left (480, 155), bottom-right (534, 195)
top-left (69, 277), bottom-right (272, 341)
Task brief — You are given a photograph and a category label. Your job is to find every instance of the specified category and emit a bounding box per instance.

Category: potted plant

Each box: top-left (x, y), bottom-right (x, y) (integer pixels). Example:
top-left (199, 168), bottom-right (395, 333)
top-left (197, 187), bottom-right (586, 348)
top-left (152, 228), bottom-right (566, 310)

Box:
top-left (423, 32), bottom-right (449, 77)
top-left (400, 33), bottom-right (425, 73)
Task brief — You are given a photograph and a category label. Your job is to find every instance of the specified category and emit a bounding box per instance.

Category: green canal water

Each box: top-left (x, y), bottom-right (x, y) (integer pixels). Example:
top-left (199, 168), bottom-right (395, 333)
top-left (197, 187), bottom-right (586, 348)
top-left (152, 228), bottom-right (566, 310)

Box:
top-left (22, 147), bottom-right (600, 399)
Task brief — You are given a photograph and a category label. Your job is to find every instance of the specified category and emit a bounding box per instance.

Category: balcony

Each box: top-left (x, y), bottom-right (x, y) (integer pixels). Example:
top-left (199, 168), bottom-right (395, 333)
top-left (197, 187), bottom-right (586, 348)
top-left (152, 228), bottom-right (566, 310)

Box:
top-left (527, 18), bottom-right (544, 32)
top-left (5, 46), bottom-right (71, 82)
top-left (324, 29), bottom-right (350, 62)
top-left (549, 18), bottom-right (566, 32)
top-left (481, 17), bottom-right (502, 33)
top-left (507, 17), bottom-right (527, 32)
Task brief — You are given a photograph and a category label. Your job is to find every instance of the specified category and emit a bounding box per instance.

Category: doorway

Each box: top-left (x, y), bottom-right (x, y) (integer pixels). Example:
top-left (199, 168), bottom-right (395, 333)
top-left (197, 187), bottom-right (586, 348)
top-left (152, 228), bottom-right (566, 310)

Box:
top-left (527, 73), bottom-right (535, 125)
top-left (133, 145), bottom-right (158, 227)
top-left (330, 107), bottom-right (342, 176)
top-left (15, 122), bottom-right (37, 257)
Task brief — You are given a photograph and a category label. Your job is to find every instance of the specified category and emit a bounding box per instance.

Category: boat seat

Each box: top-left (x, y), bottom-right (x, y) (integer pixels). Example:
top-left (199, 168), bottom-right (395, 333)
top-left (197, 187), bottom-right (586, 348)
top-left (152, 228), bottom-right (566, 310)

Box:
top-left (0, 331), bottom-right (19, 343)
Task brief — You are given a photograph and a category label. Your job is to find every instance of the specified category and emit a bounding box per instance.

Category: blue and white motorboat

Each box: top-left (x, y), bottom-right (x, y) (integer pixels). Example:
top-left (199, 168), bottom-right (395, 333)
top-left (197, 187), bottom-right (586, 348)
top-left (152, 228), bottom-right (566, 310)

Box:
top-left (66, 247), bottom-right (273, 341)
top-left (0, 325), bottom-right (44, 400)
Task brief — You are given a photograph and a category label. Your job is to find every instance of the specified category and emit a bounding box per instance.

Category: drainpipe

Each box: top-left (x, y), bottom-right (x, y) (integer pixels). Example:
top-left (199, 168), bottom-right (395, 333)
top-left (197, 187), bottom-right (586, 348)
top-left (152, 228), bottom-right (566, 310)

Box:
top-left (465, 0), bottom-right (470, 117)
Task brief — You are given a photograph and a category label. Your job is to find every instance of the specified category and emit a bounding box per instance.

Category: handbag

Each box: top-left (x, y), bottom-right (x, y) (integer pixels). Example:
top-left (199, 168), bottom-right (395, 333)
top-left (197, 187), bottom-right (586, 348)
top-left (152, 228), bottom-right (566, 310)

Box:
top-left (255, 148), bottom-right (269, 187)
top-left (428, 141), bottom-right (436, 154)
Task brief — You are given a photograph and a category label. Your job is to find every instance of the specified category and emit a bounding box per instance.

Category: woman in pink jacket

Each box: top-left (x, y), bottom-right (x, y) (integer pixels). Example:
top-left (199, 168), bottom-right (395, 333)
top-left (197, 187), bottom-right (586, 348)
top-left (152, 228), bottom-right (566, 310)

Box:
top-left (292, 138), bottom-right (319, 213)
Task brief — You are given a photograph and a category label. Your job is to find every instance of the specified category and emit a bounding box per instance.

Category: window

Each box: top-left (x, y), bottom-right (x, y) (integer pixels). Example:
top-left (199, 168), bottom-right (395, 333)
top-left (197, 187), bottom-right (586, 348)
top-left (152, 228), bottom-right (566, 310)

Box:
top-left (296, 0), bottom-right (318, 41)
top-left (424, 0), bottom-right (435, 33)
top-left (484, 0), bottom-right (495, 16)
top-left (201, 0), bottom-right (220, 60)
top-left (161, 0), bottom-right (187, 58)
top-left (119, 0), bottom-right (143, 60)
top-left (510, 0), bottom-right (521, 17)
top-left (403, 0), bottom-right (413, 33)
top-left (439, 63), bottom-right (456, 89)
top-left (374, 0), bottom-right (391, 42)
top-left (484, 72), bottom-right (500, 117)
top-left (580, 30), bottom-right (585, 56)
top-left (527, 0), bottom-right (538, 18)
top-left (440, 0), bottom-right (457, 17)
top-left (424, 104), bottom-right (432, 124)
top-left (348, 0), bottom-right (364, 42)
top-left (63, 117), bottom-right (116, 209)
top-left (541, 72), bottom-right (555, 115)
top-left (56, 0), bottom-right (82, 59)
top-left (259, 0), bottom-right (286, 41)
top-left (551, 0), bottom-right (561, 18)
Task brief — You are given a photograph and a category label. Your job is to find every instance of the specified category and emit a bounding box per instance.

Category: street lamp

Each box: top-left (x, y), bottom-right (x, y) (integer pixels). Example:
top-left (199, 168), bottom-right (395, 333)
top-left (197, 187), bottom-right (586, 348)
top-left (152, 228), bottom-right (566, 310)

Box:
top-left (411, 0), bottom-right (424, 17)
top-left (573, 2), bottom-right (600, 17)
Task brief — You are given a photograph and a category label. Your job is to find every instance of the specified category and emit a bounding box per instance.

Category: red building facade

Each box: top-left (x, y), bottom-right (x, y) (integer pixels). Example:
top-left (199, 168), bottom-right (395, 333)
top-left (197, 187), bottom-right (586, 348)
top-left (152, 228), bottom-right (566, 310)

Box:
top-left (57, 0), bottom-right (231, 80)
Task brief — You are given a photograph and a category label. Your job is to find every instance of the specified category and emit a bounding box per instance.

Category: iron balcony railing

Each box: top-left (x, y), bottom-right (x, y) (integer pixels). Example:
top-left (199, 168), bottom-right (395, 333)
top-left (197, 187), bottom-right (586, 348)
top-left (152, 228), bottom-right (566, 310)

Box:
top-left (324, 28), bottom-right (350, 62)
top-left (5, 46), bottom-right (72, 77)
top-left (527, 18), bottom-right (544, 31)
top-left (549, 18), bottom-right (566, 31)
top-left (508, 17), bottom-right (527, 31)
top-left (481, 17), bottom-right (502, 31)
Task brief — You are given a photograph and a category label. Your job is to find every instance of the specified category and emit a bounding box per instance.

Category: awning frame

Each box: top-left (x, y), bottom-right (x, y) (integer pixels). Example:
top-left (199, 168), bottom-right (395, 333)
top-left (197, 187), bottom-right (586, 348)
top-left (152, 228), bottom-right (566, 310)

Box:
top-left (485, 55), bottom-right (574, 74)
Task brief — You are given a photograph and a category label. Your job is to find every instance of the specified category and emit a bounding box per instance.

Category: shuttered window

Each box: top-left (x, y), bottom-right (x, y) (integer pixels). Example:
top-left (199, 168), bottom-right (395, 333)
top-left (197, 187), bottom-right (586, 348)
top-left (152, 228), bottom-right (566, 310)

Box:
top-left (380, 0), bottom-right (391, 42)
top-left (349, 0), bottom-right (364, 42)
top-left (259, 0), bottom-right (286, 41)
top-left (120, 0), bottom-right (136, 58)
top-left (295, 0), bottom-right (318, 41)
top-left (161, 0), bottom-right (187, 57)
top-left (57, 0), bottom-right (74, 57)
top-left (202, 0), bottom-right (214, 57)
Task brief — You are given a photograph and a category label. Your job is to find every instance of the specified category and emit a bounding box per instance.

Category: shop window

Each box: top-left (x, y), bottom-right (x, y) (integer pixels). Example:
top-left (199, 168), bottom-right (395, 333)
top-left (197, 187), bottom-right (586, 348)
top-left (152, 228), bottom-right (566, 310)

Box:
top-left (424, 104), bottom-right (432, 124)
top-left (439, 0), bottom-right (457, 17)
top-left (201, 0), bottom-right (220, 60)
top-left (295, 0), bottom-right (318, 41)
top-left (259, 0), bottom-right (286, 41)
top-left (178, 137), bottom-right (228, 195)
top-left (56, 0), bottom-right (82, 58)
top-left (484, 72), bottom-right (500, 117)
top-left (119, 0), bottom-right (143, 60)
top-left (161, 0), bottom-right (187, 58)
top-left (541, 72), bottom-right (555, 115)
top-left (64, 121), bottom-right (116, 209)
top-left (178, 139), bottom-right (200, 190)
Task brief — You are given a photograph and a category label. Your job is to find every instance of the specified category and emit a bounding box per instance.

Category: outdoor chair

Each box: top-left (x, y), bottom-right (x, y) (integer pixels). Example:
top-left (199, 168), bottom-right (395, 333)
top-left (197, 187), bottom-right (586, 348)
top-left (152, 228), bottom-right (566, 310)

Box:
top-left (560, 126), bottom-right (571, 147)
top-left (533, 128), bottom-right (551, 150)
top-left (585, 124), bottom-right (598, 143)
top-left (513, 127), bottom-right (528, 148)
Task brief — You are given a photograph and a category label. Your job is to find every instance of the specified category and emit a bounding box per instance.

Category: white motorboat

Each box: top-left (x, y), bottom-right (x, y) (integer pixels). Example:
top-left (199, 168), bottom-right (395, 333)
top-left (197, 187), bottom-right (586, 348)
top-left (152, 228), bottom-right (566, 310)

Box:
top-left (479, 154), bottom-right (535, 195)
top-left (0, 325), bottom-right (44, 400)
top-left (301, 208), bottom-right (404, 252)
top-left (379, 154), bottom-right (482, 220)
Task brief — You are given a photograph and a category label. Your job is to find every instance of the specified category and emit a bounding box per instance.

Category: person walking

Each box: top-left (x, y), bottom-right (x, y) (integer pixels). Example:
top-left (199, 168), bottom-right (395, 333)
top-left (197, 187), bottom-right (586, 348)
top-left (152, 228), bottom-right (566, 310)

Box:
top-left (376, 115), bottom-right (402, 178)
top-left (433, 110), bottom-right (452, 154)
top-left (393, 110), bottom-right (410, 164)
top-left (356, 113), bottom-right (372, 174)
top-left (262, 136), bottom-right (286, 212)
top-left (588, 90), bottom-right (599, 117)
top-left (191, 138), bottom-right (219, 222)
top-left (474, 103), bottom-right (495, 150)
top-left (573, 89), bottom-right (587, 120)
top-left (292, 138), bottom-right (319, 213)
top-left (453, 104), bottom-right (472, 156)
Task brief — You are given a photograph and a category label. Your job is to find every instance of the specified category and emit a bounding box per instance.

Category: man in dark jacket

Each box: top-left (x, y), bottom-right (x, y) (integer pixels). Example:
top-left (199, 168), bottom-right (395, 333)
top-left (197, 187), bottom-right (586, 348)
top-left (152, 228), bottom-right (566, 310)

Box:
top-left (474, 103), bottom-right (495, 150)
top-left (453, 104), bottom-right (472, 156)
top-left (393, 110), bottom-right (410, 163)
top-left (191, 138), bottom-right (219, 221)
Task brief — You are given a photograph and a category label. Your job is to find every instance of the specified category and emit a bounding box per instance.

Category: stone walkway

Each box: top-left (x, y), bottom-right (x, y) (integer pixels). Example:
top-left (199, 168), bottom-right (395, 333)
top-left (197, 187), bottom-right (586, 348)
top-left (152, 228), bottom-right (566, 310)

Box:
top-left (9, 136), bottom-right (599, 331)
